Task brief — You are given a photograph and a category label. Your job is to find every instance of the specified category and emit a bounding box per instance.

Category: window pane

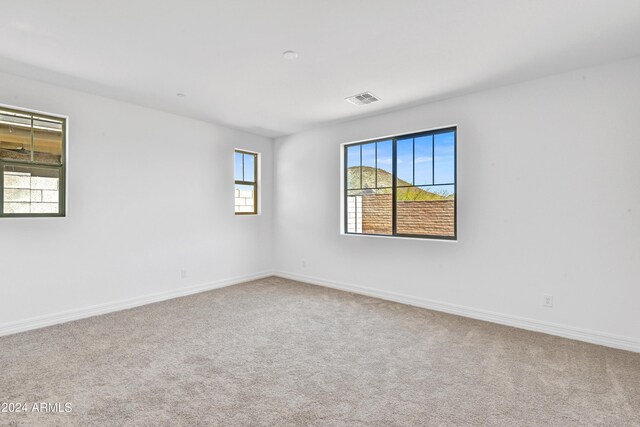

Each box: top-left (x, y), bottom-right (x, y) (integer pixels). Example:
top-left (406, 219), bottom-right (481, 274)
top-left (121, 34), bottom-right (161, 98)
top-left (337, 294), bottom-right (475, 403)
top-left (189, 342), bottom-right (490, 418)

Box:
top-left (346, 145), bottom-right (361, 189)
top-left (396, 185), bottom-right (454, 237)
top-left (376, 140), bottom-right (392, 188)
top-left (414, 135), bottom-right (433, 186)
top-left (396, 137), bottom-right (413, 186)
top-left (361, 143), bottom-right (376, 188)
top-left (3, 165), bottom-right (60, 214)
top-left (0, 110), bottom-right (32, 162)
top-left (244, 153), bottom-right (255, 182)
top-left (33, 117), bottom-right (63, 164)
top-left (234, 151), bottom-right (243, 181)
top-left (235, 183), bottom-right (255, 213)
top-left (346, 191), bottom-right (362, 233)
top-left (346, 188), bottom-right (392, 235)
top-left (434, 132), bottom-right (455, 184)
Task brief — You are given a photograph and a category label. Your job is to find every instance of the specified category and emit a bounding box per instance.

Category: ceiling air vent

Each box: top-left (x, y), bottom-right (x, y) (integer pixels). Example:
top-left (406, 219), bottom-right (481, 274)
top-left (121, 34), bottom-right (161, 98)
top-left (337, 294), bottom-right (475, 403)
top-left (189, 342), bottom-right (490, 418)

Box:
top-left (345, 91), bottom-right (380, 106)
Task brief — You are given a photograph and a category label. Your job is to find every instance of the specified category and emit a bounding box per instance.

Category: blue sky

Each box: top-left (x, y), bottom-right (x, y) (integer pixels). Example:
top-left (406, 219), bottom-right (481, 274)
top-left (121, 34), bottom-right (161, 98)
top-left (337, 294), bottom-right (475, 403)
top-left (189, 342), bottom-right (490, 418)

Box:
top-left (347, 131), bottom-right (455, 194)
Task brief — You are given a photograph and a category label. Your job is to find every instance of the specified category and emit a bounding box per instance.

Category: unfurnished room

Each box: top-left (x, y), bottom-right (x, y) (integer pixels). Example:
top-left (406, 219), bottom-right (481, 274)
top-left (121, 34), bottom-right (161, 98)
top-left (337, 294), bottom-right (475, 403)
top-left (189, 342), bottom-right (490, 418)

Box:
top-left (1, 1), bottom-right (639, 426)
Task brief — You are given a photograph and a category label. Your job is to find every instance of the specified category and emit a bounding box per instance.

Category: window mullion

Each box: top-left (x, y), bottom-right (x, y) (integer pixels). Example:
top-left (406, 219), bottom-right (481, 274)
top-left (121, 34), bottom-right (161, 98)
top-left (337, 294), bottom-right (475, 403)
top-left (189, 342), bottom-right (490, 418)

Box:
top-left (344, 146), bottom-right (348, 233)
top-left (253, 154), bottom-right (258, 214)
top-left (432, 134), bottom-right (435, 185)
top-left (30, 114), bottom-right (34, 162)
top-left (374, 142), bottom-right (378, 189)
top-left (359, 145), bottom-right (362, 190)
top-left (392, 138), bottom-right (397, 235)
top-left (412, 137), bottom-right (415, 186)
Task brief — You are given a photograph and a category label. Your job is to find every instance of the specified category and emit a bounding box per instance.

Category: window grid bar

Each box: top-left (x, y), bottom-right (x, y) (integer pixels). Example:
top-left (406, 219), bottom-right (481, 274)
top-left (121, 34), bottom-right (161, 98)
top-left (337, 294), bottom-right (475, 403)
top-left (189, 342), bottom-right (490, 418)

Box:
top-left (359, 145), bottom-right (362, 190)
top-left (352, 195), bottom-right (355, 233)
top-left (375, 142), bottom-right (377, 189)
top-left (346, 183), bottom-right (455, 191)
top-left (30, 115), bottom-right (34, 162)
top-left (431, 134), bottom-right (435, 185)
top-left (397, 183), bottom-right (456, 188)
top-left (412, 137), bottom-right (415, 186)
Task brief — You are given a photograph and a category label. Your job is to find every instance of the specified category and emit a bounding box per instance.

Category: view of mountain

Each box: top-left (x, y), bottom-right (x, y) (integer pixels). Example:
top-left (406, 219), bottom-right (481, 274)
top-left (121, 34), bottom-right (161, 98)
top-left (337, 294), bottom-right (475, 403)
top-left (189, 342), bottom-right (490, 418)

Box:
top-left (347, 166), bottom-right (453, 200)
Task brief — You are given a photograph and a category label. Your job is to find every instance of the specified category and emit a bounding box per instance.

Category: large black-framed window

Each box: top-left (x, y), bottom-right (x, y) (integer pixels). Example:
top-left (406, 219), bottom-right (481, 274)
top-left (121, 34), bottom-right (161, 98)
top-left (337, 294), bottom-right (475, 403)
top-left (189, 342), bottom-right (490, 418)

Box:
top-left (234, 150), bottom-right (258, 215)
top-left (344, 127), bottom-right (456, 240)
top-left (0, 106), bottom-right (66, 218)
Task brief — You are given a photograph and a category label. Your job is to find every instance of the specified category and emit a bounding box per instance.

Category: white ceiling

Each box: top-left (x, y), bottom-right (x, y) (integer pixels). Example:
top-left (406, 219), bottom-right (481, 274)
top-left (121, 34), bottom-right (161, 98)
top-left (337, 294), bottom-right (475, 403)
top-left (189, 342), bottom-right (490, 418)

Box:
top-left (1, 0), bottom-right (639, 137)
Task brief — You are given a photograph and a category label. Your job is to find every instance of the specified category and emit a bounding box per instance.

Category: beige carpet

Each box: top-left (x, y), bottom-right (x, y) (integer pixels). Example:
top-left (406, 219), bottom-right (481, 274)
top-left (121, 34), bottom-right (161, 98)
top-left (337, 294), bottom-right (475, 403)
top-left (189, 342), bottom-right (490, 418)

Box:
top-left (1, 276), bottom-right (639, 426)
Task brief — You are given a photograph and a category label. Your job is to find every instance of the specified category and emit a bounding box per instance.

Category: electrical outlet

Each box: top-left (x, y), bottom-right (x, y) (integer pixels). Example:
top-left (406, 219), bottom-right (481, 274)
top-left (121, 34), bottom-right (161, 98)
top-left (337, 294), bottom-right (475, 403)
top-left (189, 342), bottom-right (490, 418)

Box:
top-left (302, 260), bottom-right (307, 268)
top-left (180, 269), bottom-right (188, 279)
top-left (543, 294), bottom-right (553, 308)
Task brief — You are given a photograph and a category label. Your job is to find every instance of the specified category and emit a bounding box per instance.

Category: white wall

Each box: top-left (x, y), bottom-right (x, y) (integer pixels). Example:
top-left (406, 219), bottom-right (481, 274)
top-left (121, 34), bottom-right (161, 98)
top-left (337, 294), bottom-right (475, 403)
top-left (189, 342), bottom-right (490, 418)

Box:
top-left (273, 57), bottom-right (640, 345)
top-left (0, 71), bottom-right (273, 329)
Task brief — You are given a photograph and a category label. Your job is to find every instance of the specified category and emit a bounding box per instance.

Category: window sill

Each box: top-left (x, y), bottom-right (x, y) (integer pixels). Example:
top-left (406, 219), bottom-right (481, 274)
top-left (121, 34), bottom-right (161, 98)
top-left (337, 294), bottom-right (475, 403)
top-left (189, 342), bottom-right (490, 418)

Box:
top-left (340, 232), bottom-right (457, 242)
top-left (1, 214), bottom-right (66, 218)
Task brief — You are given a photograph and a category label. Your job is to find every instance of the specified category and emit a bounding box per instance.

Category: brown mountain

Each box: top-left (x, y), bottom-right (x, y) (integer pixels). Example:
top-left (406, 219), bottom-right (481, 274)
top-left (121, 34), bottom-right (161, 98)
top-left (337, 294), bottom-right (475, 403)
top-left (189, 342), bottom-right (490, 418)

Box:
top-left (347, 166), bottom-right (452, 200)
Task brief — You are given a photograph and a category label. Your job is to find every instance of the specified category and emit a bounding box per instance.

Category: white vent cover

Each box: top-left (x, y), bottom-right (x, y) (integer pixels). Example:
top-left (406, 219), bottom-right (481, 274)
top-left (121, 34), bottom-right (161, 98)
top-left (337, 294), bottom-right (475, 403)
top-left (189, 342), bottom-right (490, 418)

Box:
top-left (345, 91), bottom-right (380, 105)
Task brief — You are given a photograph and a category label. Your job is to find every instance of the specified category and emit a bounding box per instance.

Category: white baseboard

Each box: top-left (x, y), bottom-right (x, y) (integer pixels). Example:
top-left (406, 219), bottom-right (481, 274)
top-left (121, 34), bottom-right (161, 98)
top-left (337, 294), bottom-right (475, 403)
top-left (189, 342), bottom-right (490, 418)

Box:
top-left (0, 270), bottom-right (275, 337)
top-left (274, 270), bottom-right (640, 353)
top-left (4, 269), bottom-right (638, 353)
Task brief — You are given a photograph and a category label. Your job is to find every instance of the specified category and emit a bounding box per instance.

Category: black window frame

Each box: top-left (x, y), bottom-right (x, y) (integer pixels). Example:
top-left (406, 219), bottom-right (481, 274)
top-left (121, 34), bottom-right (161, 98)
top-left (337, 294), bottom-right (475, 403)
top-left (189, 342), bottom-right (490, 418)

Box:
top-left (0, 105), bottom-right (66, 218)
top-left (234, 149), bottom-right (258, 215)
top-left (343, 126), bottom-right (457, 240)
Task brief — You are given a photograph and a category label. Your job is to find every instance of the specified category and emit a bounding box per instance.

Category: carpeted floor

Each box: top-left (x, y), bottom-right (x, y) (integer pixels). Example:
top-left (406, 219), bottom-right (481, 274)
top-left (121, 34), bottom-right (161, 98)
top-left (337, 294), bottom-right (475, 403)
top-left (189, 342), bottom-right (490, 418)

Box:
top-left (1, 276), bottom-right (639, 426)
